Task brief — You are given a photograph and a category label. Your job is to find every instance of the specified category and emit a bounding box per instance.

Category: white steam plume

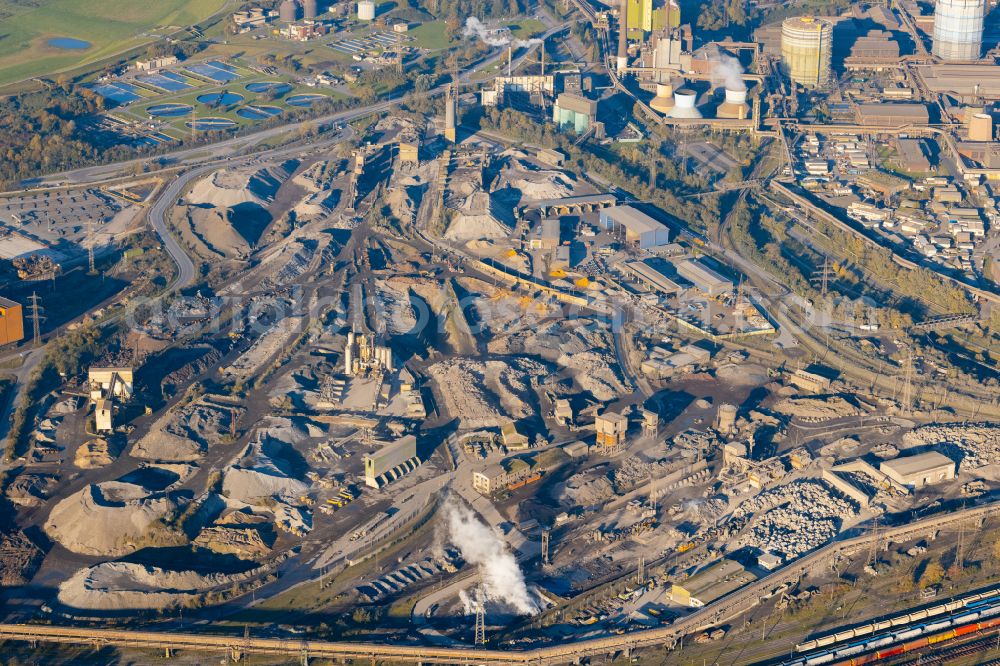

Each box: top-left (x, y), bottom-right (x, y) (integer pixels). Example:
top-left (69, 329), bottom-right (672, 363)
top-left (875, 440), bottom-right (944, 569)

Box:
top-left (463, 17), bottom-right (543, 48)
top-left (707, 46), bottom-right (746, 92)
top-left (444, 500), bottom-right (540, 615)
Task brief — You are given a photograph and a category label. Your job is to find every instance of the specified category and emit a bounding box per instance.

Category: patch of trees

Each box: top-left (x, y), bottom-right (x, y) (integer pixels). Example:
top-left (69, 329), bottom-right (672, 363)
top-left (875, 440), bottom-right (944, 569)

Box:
top-left (420, 0), bottom-right (527, 20)
top-left (0, 87), bottom-right (113, 187)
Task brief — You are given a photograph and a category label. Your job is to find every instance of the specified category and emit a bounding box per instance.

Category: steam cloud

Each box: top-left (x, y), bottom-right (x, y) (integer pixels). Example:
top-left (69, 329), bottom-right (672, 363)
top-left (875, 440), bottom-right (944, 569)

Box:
top-left (706, 45), bottom-right (746, 92)
top-left (463, 17), bottom-right (543, 48)
top-left (444, 501), bottom-right (540, 615)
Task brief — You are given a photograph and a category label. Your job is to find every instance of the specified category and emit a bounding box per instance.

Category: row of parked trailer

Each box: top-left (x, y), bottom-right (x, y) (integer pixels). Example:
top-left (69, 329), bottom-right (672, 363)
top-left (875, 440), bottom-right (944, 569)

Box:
top-left (785, 598), bottom-right (1000, 665)
top-left (795, 584), bottom-right (1000, 652)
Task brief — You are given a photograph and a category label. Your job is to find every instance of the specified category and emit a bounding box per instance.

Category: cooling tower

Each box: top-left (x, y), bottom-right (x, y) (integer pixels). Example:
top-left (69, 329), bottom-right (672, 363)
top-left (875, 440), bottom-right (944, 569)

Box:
top-left (969, 112), bottom-right (994, 141)
top-left (666, 88), bottom-right (701, 119)
top-left (717, 87), bottom-right (750, 119)
top-left (933, 0), bottom-right (986, 61)
top-left (279, 0), bottom-right (300, 22)
top-left (650, 82), bottom-right (675, 113)
top-left (303, 0), bottom-right (318, 18)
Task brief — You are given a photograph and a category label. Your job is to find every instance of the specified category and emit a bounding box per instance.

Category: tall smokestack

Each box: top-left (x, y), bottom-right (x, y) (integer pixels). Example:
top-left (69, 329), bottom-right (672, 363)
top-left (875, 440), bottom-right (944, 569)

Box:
top-left (444, 85), bottom-right (456, 143)
top-left (617, 0), bottom-right (628, 73)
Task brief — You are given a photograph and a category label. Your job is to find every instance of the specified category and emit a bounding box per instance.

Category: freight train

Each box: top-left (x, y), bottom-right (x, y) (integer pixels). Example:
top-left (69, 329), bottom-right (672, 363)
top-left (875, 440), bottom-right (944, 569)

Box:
top-left (785, 598), bottom-right (1000, 666)
top-left (795, 585), bottom-right (1000, 652)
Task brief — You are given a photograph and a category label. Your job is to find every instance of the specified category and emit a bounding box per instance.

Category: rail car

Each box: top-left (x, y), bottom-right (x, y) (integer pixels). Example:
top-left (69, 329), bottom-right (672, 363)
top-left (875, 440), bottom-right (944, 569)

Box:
top-left (795, 585), bottom-right (1000, 652)
top-left (827, 615), bottom-right (1000, 666)
top-left (785, 600), bottom-right (1000, 666)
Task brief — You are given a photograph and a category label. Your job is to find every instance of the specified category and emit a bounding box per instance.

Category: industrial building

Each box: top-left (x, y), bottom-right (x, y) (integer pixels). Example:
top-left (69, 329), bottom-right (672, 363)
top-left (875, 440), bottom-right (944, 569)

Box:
top-left (844, 30), bottom-right (900, 70)
top-left (618, 259), bottom-right (682, 295)
top-left (343, 329), bottom-right (393, 376)
top-left (364, 435), bottom-right (419, 488)
top-left (671, 559), bottom-right (757, 607)
top-left (0, 297), bottom-right (24, 346)
top-left (854, 103), bottom-right (930, 126)
top-left (595, 411), bottom-right (628, 454)
top-left (932, 0), bottom-right (985, 61)
top-left (788, 368), bottom-right (831, 394)
top-left (894, 138), bottom-right (933, 172)
top-left (552, 93), bottom-right (597, 134)
top-left (136, 56), bottom-right (178, 71)
top-left (88, 367), bottom-right (134, 401)
top-left (625, 0), bottom-right (679, 35)
top-left (641, 343), bottom-right (712, 379)
top-left (880, 452), bottom-right (956, 488)
top-left (916, 64), bottom-right (1000, 101)
top-left (529, 218), bottom-right (560, 250)
top-left (673, 259), bottom-right (733, 296)
top-left (95, 399), bottom-right (114, 433)
top-left (599, 206), bottom-right (671, 249)
top-left (780, 17), bottom-right (832, 88)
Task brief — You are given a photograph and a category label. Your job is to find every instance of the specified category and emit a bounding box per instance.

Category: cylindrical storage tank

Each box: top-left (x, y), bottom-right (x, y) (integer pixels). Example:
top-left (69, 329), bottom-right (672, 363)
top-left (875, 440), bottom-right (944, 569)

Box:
top-left (933, 0), bottom-right (985, 61)
top-left (667, 88), bottom-right (701, 118)
top-left (780, 17), bottom-right (832, 88)
top-left (969, 112), bottom-right (994, 141)
top-left (303, 0), bottom-right (318, 18)
top-left (716, 403), bottom-right (737, 434)
top-left (717, 87), bottom-right (750, 119)
top-left (650, 82), bottom-right (675, 113)
top-left (279, 0), bottom-right (299, 21)
top-left (357, 0), bottom-right (375, 20)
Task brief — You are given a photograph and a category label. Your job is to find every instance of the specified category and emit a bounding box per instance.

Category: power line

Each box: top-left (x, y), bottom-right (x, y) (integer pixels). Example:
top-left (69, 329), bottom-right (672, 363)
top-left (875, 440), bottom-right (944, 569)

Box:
top-left (27, 292), bottom-right (44, 348)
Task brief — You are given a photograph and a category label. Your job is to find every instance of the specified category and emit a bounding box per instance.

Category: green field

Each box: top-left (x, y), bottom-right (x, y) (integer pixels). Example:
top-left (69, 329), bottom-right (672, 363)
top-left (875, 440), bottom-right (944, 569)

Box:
top-left (0, 0), bottom-right (228, 87)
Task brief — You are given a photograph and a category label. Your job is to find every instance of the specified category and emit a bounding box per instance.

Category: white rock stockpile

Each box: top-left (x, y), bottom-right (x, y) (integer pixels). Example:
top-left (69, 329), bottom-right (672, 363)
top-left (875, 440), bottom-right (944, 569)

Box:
top-left (731, 479), bottom-right (857, 560)
top-left (902, 423), bottom-right (1000, 470)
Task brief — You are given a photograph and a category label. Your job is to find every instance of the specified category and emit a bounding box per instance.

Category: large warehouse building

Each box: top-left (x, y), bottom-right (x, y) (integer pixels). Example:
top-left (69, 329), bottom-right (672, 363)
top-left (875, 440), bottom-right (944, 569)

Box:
top-left (0, 297), bottom-right (24, 347)
top-left (599, 205), bottom-right (671, 248)
top-left (880, 451), bottom-right (956, 488)
top-left (673, 259), bottom-right (734, 296)
top-left (854, 103), bottom-right (930, 126)
top-left (364, 435), bottom-right (419, 487)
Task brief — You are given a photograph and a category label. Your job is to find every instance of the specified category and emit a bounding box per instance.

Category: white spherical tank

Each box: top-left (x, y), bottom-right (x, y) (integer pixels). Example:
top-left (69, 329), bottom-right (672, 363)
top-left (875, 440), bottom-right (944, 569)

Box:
top-left (667, 88), bottom-right (702, 119)
top-left (357, 0), bottom-right (375, 20)
top-left (933, 0), bottom-right (986, 61)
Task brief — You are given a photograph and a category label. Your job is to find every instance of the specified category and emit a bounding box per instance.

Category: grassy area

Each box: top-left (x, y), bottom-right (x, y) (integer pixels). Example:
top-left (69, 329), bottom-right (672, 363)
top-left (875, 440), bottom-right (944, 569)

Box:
top-left (505, 18), bottom-right (546, 39)
top-left (408, 21), bottom-right (450, 50)
top-left (0, 0), bottom-right (228, 87)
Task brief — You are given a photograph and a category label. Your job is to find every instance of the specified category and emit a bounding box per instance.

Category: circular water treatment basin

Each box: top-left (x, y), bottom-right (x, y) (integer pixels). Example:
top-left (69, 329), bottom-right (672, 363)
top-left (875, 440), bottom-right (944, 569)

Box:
top-left (196, 92), bottom-right (244, 106)
top-left (236, 105), bottom-right (283, 120)
top-left (186, 117), bottom-right (237, 131)
top-left (285, 93), bottom-right (327, 107)
top-left (146, 103), bottom-right (194, 118)
top-left (48, 37), bottom-right (91, 50)
top-left (245, 81), bottom-right (293, 95)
